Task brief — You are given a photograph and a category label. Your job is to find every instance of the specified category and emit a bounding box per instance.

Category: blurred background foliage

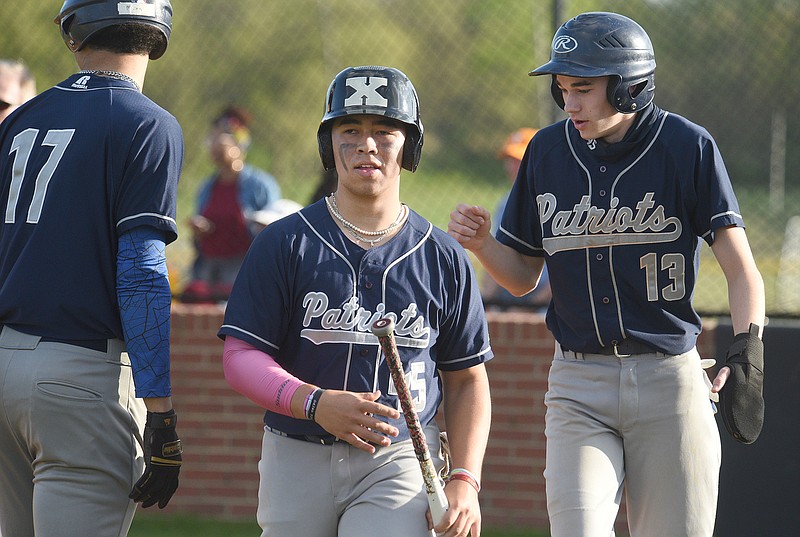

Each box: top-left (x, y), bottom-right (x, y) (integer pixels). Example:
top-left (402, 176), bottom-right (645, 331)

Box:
top-left (2, 0), bottom-right (798, 316)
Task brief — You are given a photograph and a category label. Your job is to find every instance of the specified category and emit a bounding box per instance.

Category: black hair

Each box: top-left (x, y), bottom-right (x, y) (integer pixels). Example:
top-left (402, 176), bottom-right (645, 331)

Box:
top-left (84, 23), bottom-right (167, 57)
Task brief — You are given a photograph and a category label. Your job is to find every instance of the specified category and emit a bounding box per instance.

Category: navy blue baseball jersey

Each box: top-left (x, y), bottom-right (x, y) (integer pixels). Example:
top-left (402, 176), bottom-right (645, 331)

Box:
top-left (219, 200), bottom-right (493, 440)
top-left (0, 73), bottom-right (182, 342)
top-left (498, 104), bottom-right (743, 355)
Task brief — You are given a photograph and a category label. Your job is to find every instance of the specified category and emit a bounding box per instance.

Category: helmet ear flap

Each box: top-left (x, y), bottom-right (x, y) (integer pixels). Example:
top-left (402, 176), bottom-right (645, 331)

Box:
top-left (58, 13), bottom-right (78, 51)
top-left (607, 75), bottom-right (623, 111)
top-left (609, 74), bottom-right (655, 113)
top-left (317, 124), bottom-right (335, 171)
top-left (402, 130), bottom-right (423, 172)
top-left (549, 75), bottom-right (565, 110)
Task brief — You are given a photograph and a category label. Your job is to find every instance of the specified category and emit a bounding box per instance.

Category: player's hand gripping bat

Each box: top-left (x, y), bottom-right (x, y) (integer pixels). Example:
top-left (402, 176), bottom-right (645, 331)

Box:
top-left (371, 317), bottom-right (449, 527)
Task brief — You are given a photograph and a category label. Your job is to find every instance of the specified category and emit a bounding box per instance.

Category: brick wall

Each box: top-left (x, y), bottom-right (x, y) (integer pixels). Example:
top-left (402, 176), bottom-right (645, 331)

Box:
top-left (165, 303), bottom-right (718, 532)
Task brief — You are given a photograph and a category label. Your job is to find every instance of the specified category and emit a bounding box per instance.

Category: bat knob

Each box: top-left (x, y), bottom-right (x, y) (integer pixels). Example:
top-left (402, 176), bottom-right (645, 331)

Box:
top-left (371, 317), bottom-right (395, 337)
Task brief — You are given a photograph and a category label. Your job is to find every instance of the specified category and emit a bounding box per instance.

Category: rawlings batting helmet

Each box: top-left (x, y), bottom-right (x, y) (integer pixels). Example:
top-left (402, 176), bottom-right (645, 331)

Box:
top-left (55, 0), bottom-right (172, 60)
top-left (318, 66), bottom-right (424, 172)
top-left (530, 12), bottom-right (656, 113)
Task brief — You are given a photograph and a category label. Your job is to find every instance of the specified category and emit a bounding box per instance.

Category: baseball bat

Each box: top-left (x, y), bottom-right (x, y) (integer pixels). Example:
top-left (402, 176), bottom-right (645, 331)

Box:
top-left (371, 317), bottom-right (449, 527)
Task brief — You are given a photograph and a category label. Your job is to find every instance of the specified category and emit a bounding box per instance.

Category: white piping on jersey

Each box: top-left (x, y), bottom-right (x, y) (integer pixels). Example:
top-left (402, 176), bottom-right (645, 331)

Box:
top-left (583, 247), bottom-right (604, 347)
top-left (54, 86), bottom-right (140, 93)
top-left (377, 222), bottom-right (433, 390)
top-left (701, 211), bottom-right (743, 242)
top-left (381, 222), bottom-right (433, 290)
top-left (299, 211), bottom-right (358, 390)
top-left (711, 209), bottom-right (742, 221)
top-left (299, 211), bottom-right (358, 295)
top-left (565, 120), bottom-right (605, 347)
top-left (371, 346), bottom-right (381, 393)
top-left (117, 212), bottom-right (177, 227)
top-left (440, 346), bottom-right (492, 366)
top-left (380, 222), bottom-right (491, 365)
top-left (496, 225), bottom-right (544, 253)
top-left (608, 245), bottom-right (624, 340)
top-left (609, 112), bottom-right (669, 197)
top-left (219, 325), bottom-right (279, 352)
top-left (564, 112), bottom-right (670, 347)
top-left (608, 112), bottom-right (670, 339)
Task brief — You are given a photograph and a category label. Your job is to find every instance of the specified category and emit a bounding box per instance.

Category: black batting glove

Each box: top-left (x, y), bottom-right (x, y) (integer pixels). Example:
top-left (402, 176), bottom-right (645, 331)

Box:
top-left (129, 409), bottom-right (183, 508)
top-left (719, 324), bottom-right (764, 444)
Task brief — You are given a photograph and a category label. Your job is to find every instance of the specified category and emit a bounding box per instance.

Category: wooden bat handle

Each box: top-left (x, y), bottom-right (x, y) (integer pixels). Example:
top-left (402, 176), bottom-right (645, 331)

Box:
top-left (371, 317), bottom-right (449, 526)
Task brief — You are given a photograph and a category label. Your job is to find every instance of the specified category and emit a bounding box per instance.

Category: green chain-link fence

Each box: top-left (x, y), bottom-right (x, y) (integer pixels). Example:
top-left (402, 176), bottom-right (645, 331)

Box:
top-left (3, 0), bottom-right (798, 316)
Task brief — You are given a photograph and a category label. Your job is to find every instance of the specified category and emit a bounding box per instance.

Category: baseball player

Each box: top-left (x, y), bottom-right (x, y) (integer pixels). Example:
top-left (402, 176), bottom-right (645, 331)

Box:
top-left (449, 12), bottom-right (765, 537)
top-left (0, 2), bottom-right (183, 536)
top-left (220, 66), bottom-right (492, 537)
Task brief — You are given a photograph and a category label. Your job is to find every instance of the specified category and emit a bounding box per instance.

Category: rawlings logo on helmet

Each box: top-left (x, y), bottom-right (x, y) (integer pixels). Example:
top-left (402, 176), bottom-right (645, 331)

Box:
top-left (553, 35), bottom-right (578, 53)
top-left (530, 12), bottom-right (656, 114)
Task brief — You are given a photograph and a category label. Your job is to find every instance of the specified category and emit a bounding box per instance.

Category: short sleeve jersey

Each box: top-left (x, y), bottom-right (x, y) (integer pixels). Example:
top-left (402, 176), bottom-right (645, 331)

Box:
top-left (498, 106), bottom-right (743, 355)
top-left (219, 200), bottom-right (493, 440)
top-left (0, 73), bottom-right (183, 341)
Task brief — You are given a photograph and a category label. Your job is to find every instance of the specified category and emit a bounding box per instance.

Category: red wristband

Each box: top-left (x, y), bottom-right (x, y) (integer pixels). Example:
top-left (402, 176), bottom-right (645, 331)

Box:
top-left (447, 471), bottom-right (481, 493)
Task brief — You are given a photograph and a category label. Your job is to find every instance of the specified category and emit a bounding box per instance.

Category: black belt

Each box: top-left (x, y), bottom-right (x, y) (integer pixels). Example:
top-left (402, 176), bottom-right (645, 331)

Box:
top-left (40, 336), bottom-right (108, 353)
top-left (266, 425), bottom-right (337, 445)
top-left (561, 338), bottom-right (660, 356)
top-left (0, 325), bottom-right (108, 353)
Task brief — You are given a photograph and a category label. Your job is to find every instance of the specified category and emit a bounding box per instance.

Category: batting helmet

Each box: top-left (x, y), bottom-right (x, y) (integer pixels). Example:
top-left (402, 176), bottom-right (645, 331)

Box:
top-left (55, 0), bottom-right (173, 60)
top-left (318, 66), bottom-right (424, 172)
top-left (530, 12), bottom-right (656, 113)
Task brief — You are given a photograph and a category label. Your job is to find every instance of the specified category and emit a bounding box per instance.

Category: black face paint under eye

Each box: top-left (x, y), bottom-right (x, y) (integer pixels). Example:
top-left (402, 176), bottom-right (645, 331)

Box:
top-left (337, 143), bottom-right (356, 172)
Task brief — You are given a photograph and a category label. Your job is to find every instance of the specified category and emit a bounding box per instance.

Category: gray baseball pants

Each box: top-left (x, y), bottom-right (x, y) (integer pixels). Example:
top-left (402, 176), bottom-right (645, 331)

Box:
top-left (256, 422), bottom-right (445, 537)
top-left (0, 326), bottom-right (146, 537)
top-left (544, 345), bottom-right (721, 537)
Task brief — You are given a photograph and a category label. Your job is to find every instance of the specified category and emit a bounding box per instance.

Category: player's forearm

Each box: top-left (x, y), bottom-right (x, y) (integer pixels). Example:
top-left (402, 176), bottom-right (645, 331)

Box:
top-left (712, 227), bottom-right (766, 335)
top-left (726, 267), bottom-right (765, 336)
top-left (441, 366), bottom-right (491, 479)
top-left (222, 336), bottom-right (305, 417)
top-left (117, 227), bottom-right (173, 398)
top-left (144, 397), bottom-right (174, 412)
top-left (472, 237), bottom-right (544, 297)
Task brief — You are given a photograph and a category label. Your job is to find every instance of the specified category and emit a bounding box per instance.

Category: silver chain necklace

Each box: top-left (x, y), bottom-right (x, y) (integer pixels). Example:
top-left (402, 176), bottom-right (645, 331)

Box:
top-left (325, 194), bottom-right (407, 247)
top-left (79, 70), bottom-right (141, 92)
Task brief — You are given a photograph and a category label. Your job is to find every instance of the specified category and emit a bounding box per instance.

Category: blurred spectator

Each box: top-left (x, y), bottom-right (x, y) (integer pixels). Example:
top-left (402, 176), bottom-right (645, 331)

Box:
top-left (0, 59), bottom-right (37, 124)
top-left (182, 106), bottom-right (281, 303)
top-left (484, 127), bottom-right (552, 310)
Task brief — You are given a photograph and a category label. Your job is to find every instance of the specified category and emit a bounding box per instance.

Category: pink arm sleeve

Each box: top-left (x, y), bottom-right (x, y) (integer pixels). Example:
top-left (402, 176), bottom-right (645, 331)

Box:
top-left (222, 336), bottom-right (304, 417)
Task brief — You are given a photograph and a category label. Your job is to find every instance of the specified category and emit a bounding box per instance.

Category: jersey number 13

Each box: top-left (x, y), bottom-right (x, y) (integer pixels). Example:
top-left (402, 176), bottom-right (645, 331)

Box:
top-left (640, 252), bottom-right (686, 302)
